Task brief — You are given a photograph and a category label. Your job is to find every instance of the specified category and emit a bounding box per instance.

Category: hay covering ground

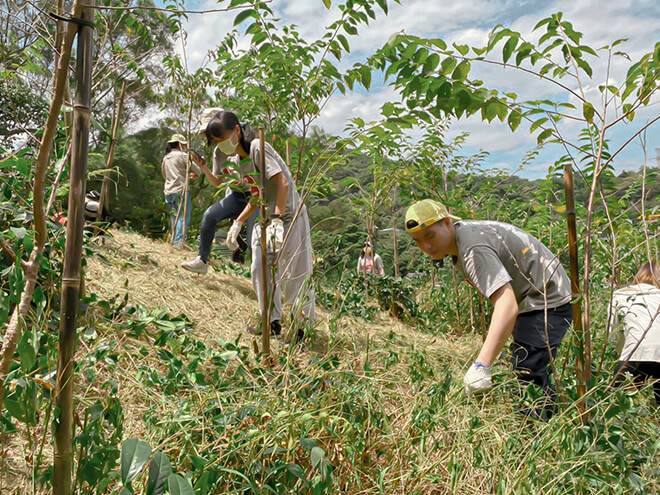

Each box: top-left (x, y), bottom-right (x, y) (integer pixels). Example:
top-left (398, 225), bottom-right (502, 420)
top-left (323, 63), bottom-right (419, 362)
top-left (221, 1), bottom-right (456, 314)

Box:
top-left (84, 229), bottom-right (472, 362)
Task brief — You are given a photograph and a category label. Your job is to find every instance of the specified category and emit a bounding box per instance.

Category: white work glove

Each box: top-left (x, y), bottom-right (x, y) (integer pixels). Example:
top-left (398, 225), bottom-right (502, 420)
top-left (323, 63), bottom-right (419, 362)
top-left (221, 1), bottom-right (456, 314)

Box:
top-left (226, 220), bottom-right (243, 251)
top-left (266, 218), bottom-right (284, 253)
top-left (463, 362), bottom-right (493, 396)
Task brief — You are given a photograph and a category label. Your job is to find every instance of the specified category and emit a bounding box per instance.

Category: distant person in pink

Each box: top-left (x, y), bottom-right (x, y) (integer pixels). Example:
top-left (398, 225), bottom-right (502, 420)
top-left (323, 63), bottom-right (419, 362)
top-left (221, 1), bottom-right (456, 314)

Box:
top-left (357, 240), bottom-right (385, 277)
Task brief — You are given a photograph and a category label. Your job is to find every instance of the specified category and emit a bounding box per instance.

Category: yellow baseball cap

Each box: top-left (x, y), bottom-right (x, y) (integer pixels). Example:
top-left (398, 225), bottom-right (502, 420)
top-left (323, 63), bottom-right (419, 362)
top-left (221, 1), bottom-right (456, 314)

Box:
top-left (405, 199), bottom-right (460, 233)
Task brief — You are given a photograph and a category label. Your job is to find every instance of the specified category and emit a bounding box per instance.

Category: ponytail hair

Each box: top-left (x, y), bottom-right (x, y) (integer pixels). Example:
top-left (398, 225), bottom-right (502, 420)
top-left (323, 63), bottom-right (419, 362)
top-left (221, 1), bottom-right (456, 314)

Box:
top-left (633, 261), bottom-right (660, 288)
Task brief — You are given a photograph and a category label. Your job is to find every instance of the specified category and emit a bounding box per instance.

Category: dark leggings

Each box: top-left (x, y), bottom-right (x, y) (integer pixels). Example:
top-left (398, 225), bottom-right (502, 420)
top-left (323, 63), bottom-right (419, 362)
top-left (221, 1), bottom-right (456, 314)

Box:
top-left (615, 361), bottom-right (660, 404)
top-left (197, 191), bottom-right (251, 262)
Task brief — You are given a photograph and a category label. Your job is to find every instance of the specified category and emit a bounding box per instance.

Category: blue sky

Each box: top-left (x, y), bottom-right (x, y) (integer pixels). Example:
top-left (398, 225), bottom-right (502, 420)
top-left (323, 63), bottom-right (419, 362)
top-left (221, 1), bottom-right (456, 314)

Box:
top-left (175, 0), bottom-right (659, 179)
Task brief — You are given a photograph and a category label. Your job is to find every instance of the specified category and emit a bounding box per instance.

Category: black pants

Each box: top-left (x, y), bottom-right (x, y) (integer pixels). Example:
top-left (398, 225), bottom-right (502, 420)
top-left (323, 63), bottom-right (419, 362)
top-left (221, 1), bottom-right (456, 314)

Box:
top-left (511, 303), bottom-right (573, 399)
top-left (615, 361), bottom-right (660, 404)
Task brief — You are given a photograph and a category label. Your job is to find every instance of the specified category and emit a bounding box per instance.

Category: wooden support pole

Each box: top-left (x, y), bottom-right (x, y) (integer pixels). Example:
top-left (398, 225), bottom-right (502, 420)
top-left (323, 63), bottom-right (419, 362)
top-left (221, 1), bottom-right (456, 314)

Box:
top-left (259, 125), bottom-right (270, 362)
top-left (564, 163), bottom-right (587, 409)
top-left (53, 1), bottom-right (94, 493)
top-left (391, 185), bottom-right (399, 278)
top-left (285, 139), bottom-right (291, 171)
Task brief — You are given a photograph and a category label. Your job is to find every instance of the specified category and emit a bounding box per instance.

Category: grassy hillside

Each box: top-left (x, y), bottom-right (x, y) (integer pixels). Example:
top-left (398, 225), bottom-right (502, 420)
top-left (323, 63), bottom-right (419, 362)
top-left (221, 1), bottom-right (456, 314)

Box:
top-left (3, 229), bottom-right (659, 494)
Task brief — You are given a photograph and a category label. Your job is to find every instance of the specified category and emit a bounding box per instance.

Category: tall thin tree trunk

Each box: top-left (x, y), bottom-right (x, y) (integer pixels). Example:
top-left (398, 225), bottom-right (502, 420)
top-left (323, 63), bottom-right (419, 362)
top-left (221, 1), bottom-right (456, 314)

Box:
top-left (53, 2), bottom-right (94, 493)
top-left (0, 0), bottom-right (83, 413)
top-left (97, 79), bottom-right (126, 223)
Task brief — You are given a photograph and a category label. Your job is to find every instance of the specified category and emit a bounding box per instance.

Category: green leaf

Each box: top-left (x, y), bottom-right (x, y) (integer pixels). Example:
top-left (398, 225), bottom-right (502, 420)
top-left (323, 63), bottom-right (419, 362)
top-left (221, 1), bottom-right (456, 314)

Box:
top-left (453, 43), bottom-right (469, 56)
top-left (529, 117), bottom-right (548, 133)
top-left (4, 398), bottom-right (27, 423)
top-left (382, 102), bottom-right (395, 117)
top-left (582, 102), bottom-right (595, 123)
top-left (440, 57), bottom-right (457, 76)
top-left (147, 451), bottom-right (172, 495)
top-left (537, 128), bottom-right (554, 144)
top-left (423, 53), bottom-right (440, 73)
top-left (487, 26), bottom-right (508, 51)
top-left (12, 158), bottom-right (30, 176)
top-left (533, 17), bottom-right (552, 32)
top-left (10, 227), bottom-right (27, 239)
top-left (452, 60), bottom-right (470, 82)
top-left (311, 447), bottom-right (325, 469)
top-left (337, 34), bottom-right (350, 52)
top-left (322, 0), bottom-right (331, 8)
top-left (576, 57), bottom-right (593, 77)
top-left (287, 463), bottom-right (308, 485)
top-left (508, 109), bottom-right (522, 131)
top-left (119, 488), bottom-right (134, 495)
top-left (167, 474), bottom-right (194, 495)
top-left (121, 439), bottom-right (152, 485)
top-left (218, 350), bottom-right (238, 361)
top-left (502, 35), bottom-right (518, 63)
top-left (233, 9), bottom-right (255, 27)
top-left (17, 333), bottom-right (36, 372)
top-left (483, 99), bottom-right (499, 122)
top-left (386, 32), bottom-right (401, 48)
top-left (359, 65), bottom-right (371, 89)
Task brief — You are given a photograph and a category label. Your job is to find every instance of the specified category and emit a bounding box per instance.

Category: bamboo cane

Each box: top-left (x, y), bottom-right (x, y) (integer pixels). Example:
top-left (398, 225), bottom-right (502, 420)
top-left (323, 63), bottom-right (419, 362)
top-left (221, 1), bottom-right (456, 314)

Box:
top-left (563, 163), bottom-right (587, 410)
top-left (477, 292), bottom-right (488, 343)
top-left (392, 185), bottom-right (399, 278)
top-left (259, 125), bottom-right (270, 362)
top-left (53, 2), bottom-right (94, 493)
top-left (96, 79), bottom-right (126, 223)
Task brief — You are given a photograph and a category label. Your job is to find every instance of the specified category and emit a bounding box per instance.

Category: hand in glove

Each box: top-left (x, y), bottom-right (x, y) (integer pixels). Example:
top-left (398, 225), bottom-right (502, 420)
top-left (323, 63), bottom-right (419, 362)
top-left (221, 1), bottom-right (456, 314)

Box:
top-left (266, 218), bottom-right (284, 253)
top-left (226, 220), bottom-right (243, 251)
top-left (463, 362), bottom-right (493, 396)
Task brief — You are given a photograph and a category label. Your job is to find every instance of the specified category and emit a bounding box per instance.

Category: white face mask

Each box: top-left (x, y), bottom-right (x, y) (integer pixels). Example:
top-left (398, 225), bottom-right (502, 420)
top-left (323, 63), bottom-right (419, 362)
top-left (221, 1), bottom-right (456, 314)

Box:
top-left (217, 130), bottom-right (238, 155)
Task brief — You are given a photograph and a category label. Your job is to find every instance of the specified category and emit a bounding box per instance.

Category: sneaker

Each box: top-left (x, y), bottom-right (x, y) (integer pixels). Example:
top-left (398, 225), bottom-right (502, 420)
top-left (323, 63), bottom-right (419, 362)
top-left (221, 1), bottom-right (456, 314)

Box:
top-left (181, 256), bottom-right (208, 274)
top-left (270, 320), bottom-right (282, 337)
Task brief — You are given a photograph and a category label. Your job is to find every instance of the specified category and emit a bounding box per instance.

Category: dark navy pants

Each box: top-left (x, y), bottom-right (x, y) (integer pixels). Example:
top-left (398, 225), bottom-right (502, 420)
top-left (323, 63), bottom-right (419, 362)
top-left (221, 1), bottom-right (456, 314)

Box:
top-left (511, 303), bottom-right (573, 395)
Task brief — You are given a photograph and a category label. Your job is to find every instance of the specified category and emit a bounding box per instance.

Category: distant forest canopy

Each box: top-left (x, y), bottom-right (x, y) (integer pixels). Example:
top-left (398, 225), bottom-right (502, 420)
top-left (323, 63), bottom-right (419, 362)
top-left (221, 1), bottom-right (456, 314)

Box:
top-left (86, 126), bottom-right (660, 277)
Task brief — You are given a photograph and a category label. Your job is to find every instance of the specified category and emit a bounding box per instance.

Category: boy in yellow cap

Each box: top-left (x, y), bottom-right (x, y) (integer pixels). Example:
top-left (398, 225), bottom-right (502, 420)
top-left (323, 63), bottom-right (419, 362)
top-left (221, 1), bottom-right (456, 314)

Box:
top-left (405, 199), bottom-right (572, 416)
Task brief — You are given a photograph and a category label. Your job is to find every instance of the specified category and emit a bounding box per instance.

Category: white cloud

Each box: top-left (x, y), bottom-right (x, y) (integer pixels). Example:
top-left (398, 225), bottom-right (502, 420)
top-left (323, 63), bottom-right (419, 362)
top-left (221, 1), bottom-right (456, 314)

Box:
top-left (168, 0), bottom-right (659, 177)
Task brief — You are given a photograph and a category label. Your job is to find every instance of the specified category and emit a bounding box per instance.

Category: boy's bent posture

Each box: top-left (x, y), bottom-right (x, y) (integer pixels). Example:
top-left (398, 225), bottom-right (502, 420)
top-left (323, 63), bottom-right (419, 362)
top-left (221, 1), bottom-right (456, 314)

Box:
top-left (405, 200), bottom-right (572, 412)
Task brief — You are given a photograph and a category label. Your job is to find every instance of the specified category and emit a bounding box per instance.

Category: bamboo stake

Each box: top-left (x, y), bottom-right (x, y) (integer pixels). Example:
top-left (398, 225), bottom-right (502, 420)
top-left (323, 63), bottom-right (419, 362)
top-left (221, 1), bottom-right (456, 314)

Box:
top-left (563, 163), bottom-right (586, 411)
top-left (259, 125), bottom-right (270, 362)
top-left (53, 2), bottom-right (94, 493)
top-left (392, 185), bottom-right (399, 278)
top-left (96, 79), bottom-right (126, 223)
top-left (477, 293), bottom-right (488, 343)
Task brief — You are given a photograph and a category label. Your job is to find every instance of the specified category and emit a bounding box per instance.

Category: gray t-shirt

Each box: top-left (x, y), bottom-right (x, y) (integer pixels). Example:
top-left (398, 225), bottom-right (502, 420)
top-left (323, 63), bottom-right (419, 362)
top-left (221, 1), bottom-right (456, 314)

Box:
top-left (240, 139), bottom-right (301, 224)
top-left (454, 220), bottom-right (571, 313)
